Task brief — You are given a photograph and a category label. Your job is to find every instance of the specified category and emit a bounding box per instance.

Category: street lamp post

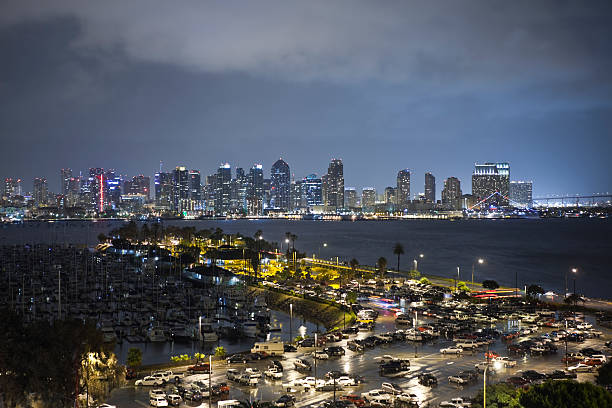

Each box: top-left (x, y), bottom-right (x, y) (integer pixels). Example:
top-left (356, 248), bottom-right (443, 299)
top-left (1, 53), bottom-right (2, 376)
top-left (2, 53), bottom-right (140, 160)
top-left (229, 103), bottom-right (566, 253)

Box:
top-left (455, 266), bottom-right (460, 291)
top-left (572, 268), bottom-right (578, 322)
top-left (289, 303), bottom-right (293, 343)
top-left (483, 365), bottom-right (489, 408)
top-left (414, 310), bottom-right (418, 357)
top-left (472, 258), bottom-right (484, 287)
top-left (314, 333), bottom-right (318, 382)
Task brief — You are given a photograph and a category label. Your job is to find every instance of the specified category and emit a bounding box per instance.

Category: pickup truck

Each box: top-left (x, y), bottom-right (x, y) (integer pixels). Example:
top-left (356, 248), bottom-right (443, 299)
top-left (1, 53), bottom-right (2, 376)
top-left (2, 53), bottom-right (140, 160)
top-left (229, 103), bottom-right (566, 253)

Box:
top-left (264, 367), bottom-right (283, 379)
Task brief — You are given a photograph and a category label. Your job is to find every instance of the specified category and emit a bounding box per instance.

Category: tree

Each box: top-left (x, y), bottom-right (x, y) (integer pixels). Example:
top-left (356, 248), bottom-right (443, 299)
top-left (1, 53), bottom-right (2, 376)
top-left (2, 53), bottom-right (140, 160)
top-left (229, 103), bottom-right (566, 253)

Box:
top-left (470, 383), bottom-right (520, 408)
top-left (126, 348), bottom-right (142, 368)
top-left (408, 269), bottom-right (420, 279)
top-left (482, 280), bottom-right (500, 290)
top-left (345, 292), bottom-right (357, 305)
top-left (215, 346), bottom-right (226, 358)
top-left (419, 277), bottom-right (431, 285)
top-left (349, 258), bottom-right (359, 279)
top-left (457, 281), bottom-right (470, 292)
top-left (520, 379), bottom-right (612, 408)
top-left (527, 284), bottom-right (545, 298)
top-left (393, 243), bottom-right (404, 272)
top-left (377, 257), bottom-right (388, 277)
top-left (596, 360), bottom-right (612, 386)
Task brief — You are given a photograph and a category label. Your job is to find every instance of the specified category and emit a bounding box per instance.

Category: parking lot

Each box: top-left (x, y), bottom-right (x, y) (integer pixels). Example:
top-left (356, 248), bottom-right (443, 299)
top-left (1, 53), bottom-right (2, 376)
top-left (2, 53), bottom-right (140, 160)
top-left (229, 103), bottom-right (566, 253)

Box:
top-left (107, 300), bottom-right (610, 408)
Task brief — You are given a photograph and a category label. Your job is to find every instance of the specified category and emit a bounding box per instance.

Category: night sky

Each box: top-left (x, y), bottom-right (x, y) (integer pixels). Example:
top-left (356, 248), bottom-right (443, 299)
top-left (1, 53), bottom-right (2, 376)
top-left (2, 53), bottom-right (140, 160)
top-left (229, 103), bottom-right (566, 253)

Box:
top-left (1, 1), bottom-right (611, 197)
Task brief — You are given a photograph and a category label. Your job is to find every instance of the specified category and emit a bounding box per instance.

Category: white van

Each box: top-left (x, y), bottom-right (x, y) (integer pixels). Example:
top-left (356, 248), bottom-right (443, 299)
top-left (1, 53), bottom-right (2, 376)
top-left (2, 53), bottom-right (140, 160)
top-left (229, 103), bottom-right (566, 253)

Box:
top-left (251, 340), bottom-right (284, 356)
top-left (218, 400), bottom-right (242, 408)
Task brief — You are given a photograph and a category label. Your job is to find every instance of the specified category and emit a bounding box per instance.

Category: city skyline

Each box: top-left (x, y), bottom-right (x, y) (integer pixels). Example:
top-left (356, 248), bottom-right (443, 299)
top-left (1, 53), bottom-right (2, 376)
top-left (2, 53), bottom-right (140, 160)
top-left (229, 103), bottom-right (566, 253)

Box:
top-left (1, 2), bottom-right (611, 197)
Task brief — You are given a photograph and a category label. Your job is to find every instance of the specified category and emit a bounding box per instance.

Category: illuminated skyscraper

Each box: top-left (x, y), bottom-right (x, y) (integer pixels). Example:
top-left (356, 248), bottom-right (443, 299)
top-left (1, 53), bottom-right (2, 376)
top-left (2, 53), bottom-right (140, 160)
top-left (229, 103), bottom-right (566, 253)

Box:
top-left (270, 158), bottom-right (290, 211)
top-left (154, 171), bottom-right (173, 210)
top-left (325, 159), bottom-right (344, 211)
top-left (60, 168), bottom-right (72, 196)
top-left (189, 170), bottom-right (201, 210)
top-left (344, 187), bottom-right (357, 208)
top-left (173, 166), bottom-right (190, 213)
top-left (33, 177), bottom-right (48, 207)
top-left (396, 169), bottom-right (411, 209)
top-left (472, 162), bottom-right (510, 206)
top-left (2, 178), bottom-right (22, 199)
top-left (441, 177), bottom-right (462, 209)
top-left (384, 187), bottom-right (396, 205)
top-left (424, 172), bottom-right (436, 203)
top-left (509, 181), bottom-right (533, 208)
top-left (303, 174), bottom-right (323, 208)
top-left (215, 163), bottom-right (232, 215)
top-left (361, 187), bottom-right (376, 212)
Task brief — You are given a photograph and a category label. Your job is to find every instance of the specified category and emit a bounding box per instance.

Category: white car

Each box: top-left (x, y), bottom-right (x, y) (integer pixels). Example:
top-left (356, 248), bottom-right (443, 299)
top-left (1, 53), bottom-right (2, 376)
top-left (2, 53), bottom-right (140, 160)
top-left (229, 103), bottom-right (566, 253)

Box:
top-left (362, 389), bottom-right (386, 399)
top-left (397, 393), bottom-right (418, 404)
top-left (567, 363), bottom-right (593, 372)
top-left (336, 376), bottom-right (356, 386)
top-left (376, 355), bottom-right (397, 364)
top-left (493, 357), bottom-right (516, 367)
top-left (244, 367), bottom-right (262, 378)
top-left (312, 351), bottom-right (329, 360)
top-left (381, 382), bottom-right (403, 395)
top-left (167, 394), bottom-right (182, 406)
top-left (149, 389), bottom-right (166, 399)
top-left (97, 405), bottom-right (117, 408)
top-left (150, 396), bottom-right (168, 407)
top-left (264, 367), bottom-right (283, 379)
top-left (441, 346), bottom-right (463, 354)
top-left (439, 397), bottom-right (471, 407)
top-left (135, 376), bottom-right (164, 386)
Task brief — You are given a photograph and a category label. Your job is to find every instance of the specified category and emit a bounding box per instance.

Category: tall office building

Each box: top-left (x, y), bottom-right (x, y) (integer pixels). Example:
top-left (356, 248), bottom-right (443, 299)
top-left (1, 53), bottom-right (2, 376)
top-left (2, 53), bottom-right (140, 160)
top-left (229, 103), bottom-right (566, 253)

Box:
top-left (424, 172), bottom-right (436, 203)
top-left (270, 158), bottom-right (290, 211)
top-left (105, 170), bottom-right (122, 209)
top-left (396, 169), bottom-right (411, 209)
top-left (509, 181), bottom-right (533, 208)
top-left (384, 187), bottom-right (396, 205)
top-left (172, 166), bottom-right (190, 213)
top-left (215, 163), bottom-right (232, 215)
top-left (3, 178), bottom-right (22, 199)
top-left (189, 170), bottom-right (201, 210)
top-left (60, 168), bottom-right (72, 196)
top-left (88, 168), bottom-right (105, 212)
top-left (361, 188), bottom-right (377, 212)
top-left (303, 174), bottom-right (323, 208)
top-left (325, 159), bottom-right (344, 211)
top-left (248, 164), bottom-right (264, 201)
top-left (204, 174), bottom-right (216, 212)
top-left (263, 178), bottom-right (272, 208)
top-left (441, 177), bottom-right (462, 209)
top-left (154, 172), bottom-right (173, 210)
top-left (344, 187), bottom-right (357, 208)
top-left (290, 180), bottom-right (303, 211)
top-left (472, 162), bottom-right (510, 207)
top-left (32, 177), bottom-right (48, 207)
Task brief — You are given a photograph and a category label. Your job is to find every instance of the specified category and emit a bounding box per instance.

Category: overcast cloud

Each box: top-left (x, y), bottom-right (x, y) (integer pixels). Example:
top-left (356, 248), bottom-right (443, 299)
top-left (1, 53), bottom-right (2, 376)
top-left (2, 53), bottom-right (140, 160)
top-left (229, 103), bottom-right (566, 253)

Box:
top-left (0, 1), bottom-right (611, 195)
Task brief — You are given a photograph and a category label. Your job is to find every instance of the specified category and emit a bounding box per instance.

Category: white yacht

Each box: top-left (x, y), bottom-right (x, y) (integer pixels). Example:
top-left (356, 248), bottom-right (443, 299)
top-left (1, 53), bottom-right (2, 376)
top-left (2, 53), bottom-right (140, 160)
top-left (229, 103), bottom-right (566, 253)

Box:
top-left (101, 327), bottom-right (118, 343)
top-left (147, 327), bottom-right (167, 342)
top-left (242, 320), bottom-right (259, 338)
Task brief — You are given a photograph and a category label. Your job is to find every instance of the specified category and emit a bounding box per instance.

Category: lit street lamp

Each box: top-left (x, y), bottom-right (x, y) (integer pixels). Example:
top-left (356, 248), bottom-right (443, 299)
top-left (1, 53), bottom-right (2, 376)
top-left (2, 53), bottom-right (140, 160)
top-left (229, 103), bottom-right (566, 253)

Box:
top-left (472, 258), bottom-right (484, 287)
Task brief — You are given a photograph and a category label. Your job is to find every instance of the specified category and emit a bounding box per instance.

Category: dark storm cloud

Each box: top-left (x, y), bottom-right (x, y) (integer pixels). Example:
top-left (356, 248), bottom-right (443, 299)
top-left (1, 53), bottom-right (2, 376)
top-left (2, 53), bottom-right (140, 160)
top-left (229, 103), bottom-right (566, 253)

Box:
top-left (0, 1), bottom-right (611, 195)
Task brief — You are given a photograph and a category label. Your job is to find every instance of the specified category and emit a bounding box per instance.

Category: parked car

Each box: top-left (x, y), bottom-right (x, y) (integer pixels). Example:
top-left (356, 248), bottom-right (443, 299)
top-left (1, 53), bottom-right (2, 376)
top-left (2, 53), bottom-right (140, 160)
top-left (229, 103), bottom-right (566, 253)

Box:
top-left (441, 346), bottom-right (463, 355)
top-left (149, 389), bottom-right (166, 399)
top-left (312, 351), bottom-right (330, 360)
top-left (150, 396), bottom-right (168, 407)
top-left (284, 344), bottom-right (298, 352)
top-left (226, 369), bottom-right (241, 381)
top-left (135, 376), bottom-right (164, 386)
top-left (187, 362), bottom-right (210, 374)
top-left (567, 363), bottom-right (594, 372)
top-left (340, 394), bottom-right (367, 407)
top-left (381, 382), bottom-right (403, 395)
top-left (226, 354), bottom-right (247, 364)
top-left (419, 373), bottom-right (437, 386)
top-left (274, 394), bottom-right (296, 407)
top-left (294, 358), bottom-right (312, 371)
top-left (439, 397), bottom-right (472, 407)
top-left (167, 394), bottom-right (182, 406)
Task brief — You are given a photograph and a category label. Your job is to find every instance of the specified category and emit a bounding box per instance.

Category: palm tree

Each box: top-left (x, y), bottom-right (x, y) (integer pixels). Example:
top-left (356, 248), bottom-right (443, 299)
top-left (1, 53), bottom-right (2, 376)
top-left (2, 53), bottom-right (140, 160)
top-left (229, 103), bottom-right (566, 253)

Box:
top-left (393, 243), bottom-right (404, 272)
top-left (349, 258), bottom-right (359, 281)
top-left (377, 257), bottom-right (388, 277)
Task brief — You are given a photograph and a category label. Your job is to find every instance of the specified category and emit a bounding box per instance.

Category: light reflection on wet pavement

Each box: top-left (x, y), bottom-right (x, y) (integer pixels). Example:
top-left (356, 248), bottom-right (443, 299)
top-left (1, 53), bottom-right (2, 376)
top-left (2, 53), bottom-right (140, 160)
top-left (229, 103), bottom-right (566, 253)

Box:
top-left (108, 304), bottom-right (609, 408)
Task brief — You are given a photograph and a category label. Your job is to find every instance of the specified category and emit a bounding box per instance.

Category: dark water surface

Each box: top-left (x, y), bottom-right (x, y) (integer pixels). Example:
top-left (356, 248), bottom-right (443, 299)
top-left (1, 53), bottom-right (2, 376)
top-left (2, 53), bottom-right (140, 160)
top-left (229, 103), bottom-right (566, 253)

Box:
top-left (2, 219), bottom-right (611, 299)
